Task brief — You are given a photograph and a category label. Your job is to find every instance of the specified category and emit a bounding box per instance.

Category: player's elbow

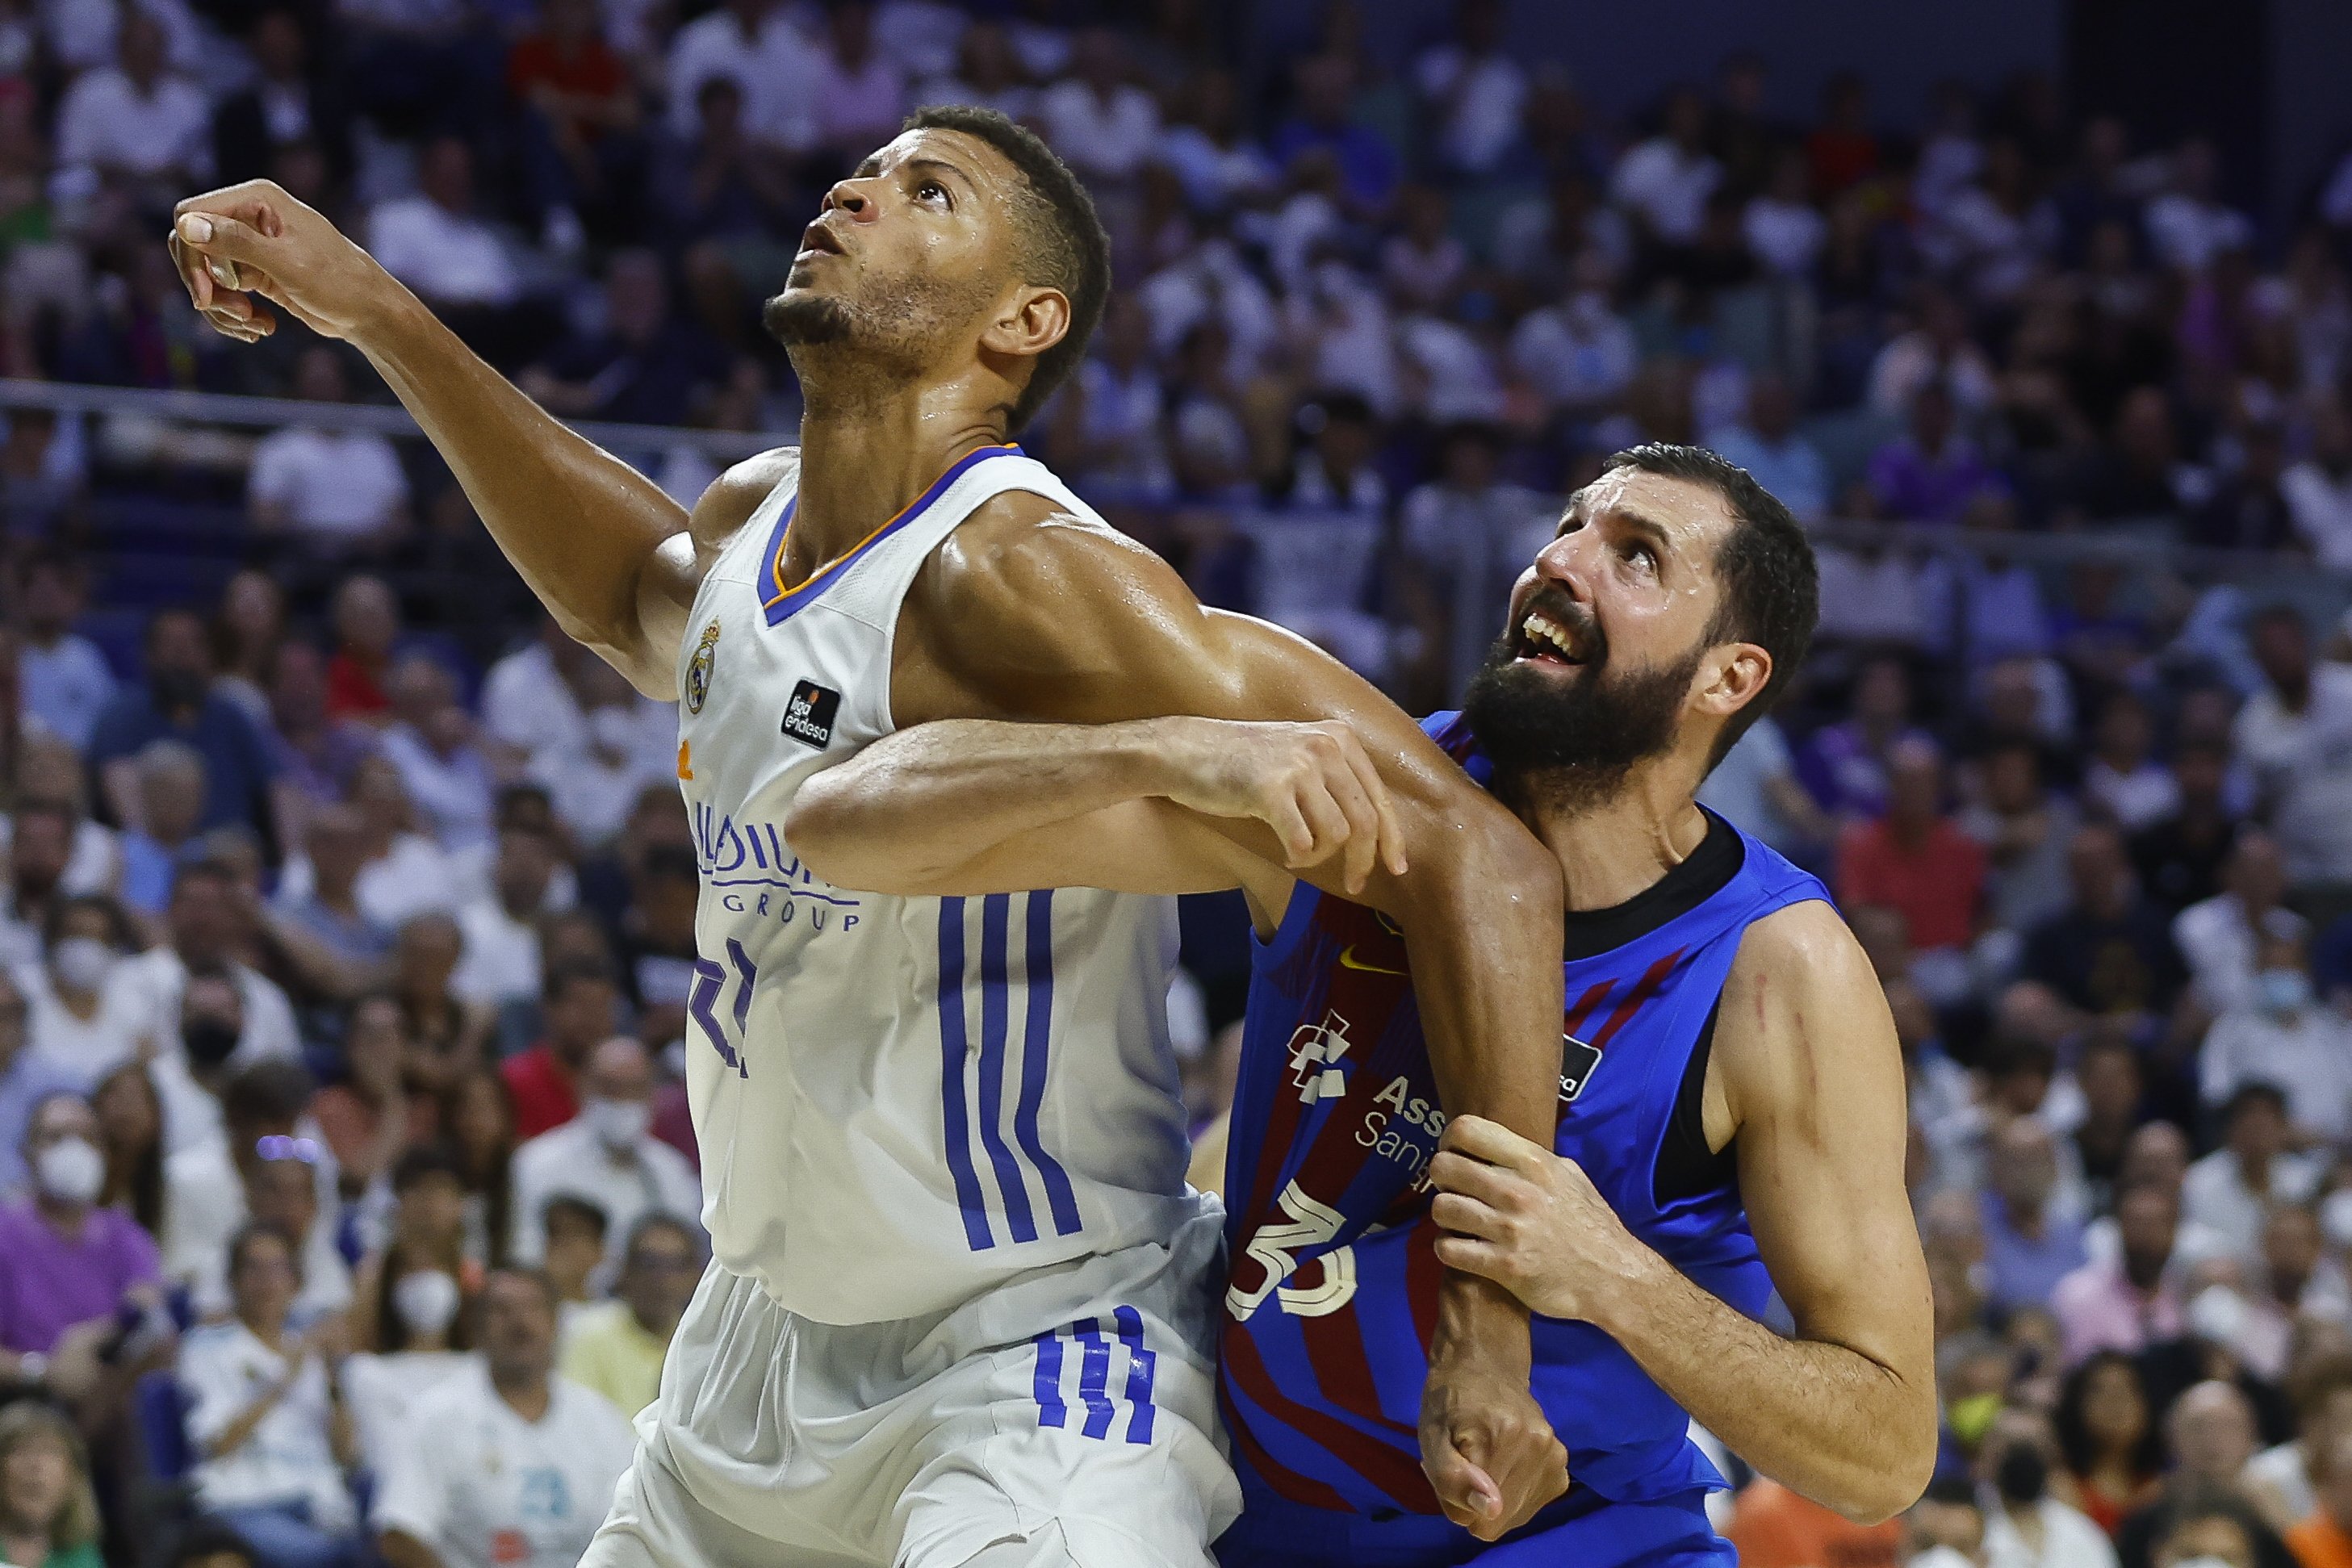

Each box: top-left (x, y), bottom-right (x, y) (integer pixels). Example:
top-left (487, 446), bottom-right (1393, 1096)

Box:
top-left (1824, 1402), bottom-right (1938, 1524)
top-left (783, 770), bottom-right (935, 893)
top-left (1412, 805), bottom-right (1560, 913)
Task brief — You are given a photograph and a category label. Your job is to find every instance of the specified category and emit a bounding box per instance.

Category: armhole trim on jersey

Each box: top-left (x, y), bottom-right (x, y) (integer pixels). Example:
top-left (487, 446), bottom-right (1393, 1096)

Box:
top-left (1250, 881), bottom-right (1321, 972)
top-left (1651, 994), bottom-right (1738, 1210)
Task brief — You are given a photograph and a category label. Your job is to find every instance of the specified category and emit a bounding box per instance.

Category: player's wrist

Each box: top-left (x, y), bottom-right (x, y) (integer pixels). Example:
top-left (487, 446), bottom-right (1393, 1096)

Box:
top-left (1429, 1273), bottom-right (1533, 1371)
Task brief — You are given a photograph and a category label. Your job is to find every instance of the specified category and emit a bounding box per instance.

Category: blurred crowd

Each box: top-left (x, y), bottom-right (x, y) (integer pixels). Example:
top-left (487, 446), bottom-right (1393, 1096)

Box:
top-left (7, 0), bottom-right (2352, 1565)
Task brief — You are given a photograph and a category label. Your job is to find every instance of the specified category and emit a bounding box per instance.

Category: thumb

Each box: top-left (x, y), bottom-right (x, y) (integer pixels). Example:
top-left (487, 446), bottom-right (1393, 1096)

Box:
top-left (175, 209), bottom-right (279, 270)
top-left (1425, 1439), bottom-right (1503, 1524)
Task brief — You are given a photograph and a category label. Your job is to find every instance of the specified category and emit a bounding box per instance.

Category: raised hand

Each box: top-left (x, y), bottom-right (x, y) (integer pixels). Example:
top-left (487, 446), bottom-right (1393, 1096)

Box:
top-left (168, 179), bottom-right (408, 344)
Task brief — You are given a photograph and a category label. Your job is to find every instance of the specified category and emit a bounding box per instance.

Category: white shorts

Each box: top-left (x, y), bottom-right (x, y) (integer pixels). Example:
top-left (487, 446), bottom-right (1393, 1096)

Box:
top-left (583, 1207), bottom-right (1239, 1568)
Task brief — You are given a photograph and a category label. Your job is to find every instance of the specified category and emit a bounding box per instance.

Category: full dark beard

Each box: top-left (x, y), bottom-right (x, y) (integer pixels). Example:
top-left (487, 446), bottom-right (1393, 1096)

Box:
top-left (1460, 635), bottom-right (1701, 812)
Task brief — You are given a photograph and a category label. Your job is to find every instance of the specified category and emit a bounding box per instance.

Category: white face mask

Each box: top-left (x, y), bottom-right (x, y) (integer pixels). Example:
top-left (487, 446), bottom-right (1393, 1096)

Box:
top-left (50, 936), bottom-right (113, 993)
top-left (2187, 1283), bottom-right (2250, 1349)
top-left (584, 1098), bottom-right (651, 1150)
top-left (34, 1136), bottom-right (106, 1205)
top-left (391, 1269), bottom-right (461, 1338)
top-left (2323, 1188), bottom-right (2352, 1252)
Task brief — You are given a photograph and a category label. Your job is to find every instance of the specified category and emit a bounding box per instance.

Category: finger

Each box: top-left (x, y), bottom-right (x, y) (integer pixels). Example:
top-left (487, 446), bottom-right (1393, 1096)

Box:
top-left (1292, 784), bottom-right (1350, 872)
top-left (1423, 1442), bottom-right (1503, 1532)
top-left (1429, 1190), bottom-right (1504, 1240)
top-left (1428, 1148), bottom-right (1523, 1207)
top-left (167, 232), bottom-right (208, 308)
top-left (174, 210), bottom-right (278, 273)
top-left (1440, 1113), bottom-right (1548, 1172)
top-left (1337, 734), bottom-right (1407, 879)
top-left (1433, 1234), bottom-right (1509, 1282)
top-left (1266, 796), bottom-right (1316, 867)
top-left (1316, 748), bottom-right (1381, 895)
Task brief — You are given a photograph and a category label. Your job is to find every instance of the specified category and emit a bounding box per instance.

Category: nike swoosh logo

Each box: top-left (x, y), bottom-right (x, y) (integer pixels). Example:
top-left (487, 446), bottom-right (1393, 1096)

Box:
top-left (1337, 946), bottom-right (1407, 976)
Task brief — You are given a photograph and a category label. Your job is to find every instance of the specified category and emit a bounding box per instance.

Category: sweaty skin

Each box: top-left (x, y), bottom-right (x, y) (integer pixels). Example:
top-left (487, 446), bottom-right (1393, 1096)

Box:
top-left (793, 468), bottom-right (1940, 1524)
top-left (166, 124), bottom-right (1571, 1539)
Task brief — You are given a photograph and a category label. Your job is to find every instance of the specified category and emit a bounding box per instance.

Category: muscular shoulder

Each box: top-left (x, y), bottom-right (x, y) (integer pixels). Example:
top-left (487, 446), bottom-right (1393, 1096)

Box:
top-left (686, 446), bottom-right (799, 554)
top-left (905, 488), bottom-right (1219, 702)
top-left (1715, 900), bottom-right (1898, 1123)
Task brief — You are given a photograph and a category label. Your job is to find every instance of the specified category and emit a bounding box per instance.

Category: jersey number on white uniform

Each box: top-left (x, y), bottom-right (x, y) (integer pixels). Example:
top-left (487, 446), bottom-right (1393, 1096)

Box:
top-left (689, 939), bottom-right (759, 1077)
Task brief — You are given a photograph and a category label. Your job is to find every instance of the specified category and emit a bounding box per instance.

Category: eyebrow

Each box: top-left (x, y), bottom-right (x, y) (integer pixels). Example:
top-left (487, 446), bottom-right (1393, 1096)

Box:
top-left (1609, 508), bottom-right (1676, 554)
top-left (900, 156), bottom-right (977, 192)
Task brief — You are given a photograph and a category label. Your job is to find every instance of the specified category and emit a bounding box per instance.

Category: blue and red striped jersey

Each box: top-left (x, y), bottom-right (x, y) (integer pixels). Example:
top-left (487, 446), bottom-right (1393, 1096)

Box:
top-left (1218, 711), bottom-right (1835, 1519)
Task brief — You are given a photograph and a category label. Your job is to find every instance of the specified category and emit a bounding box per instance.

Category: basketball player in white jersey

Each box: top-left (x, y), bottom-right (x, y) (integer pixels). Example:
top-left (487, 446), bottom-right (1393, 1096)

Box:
top-left (166, 107), bottom-right (1571, 1565)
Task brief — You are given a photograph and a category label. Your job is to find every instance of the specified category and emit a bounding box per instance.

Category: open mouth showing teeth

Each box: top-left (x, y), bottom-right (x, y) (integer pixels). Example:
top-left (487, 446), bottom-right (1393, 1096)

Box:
top-left (1517, 610), bottom-right (1588, 666)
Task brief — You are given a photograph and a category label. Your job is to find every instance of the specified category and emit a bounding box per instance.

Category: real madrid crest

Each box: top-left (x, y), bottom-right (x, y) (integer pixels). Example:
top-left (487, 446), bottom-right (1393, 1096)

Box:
top-left (686, 621), bottom-right (720, 714)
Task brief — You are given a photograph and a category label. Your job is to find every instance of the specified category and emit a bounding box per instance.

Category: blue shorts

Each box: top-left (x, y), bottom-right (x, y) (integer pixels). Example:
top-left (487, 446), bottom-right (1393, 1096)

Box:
top-left (1214, 1461), bottom-right (1735, 1568)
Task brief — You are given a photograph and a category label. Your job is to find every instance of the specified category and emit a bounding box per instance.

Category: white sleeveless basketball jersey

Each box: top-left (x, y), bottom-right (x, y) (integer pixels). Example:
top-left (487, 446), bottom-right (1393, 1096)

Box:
top-left (672, 444), bottom-right (1207, 1326)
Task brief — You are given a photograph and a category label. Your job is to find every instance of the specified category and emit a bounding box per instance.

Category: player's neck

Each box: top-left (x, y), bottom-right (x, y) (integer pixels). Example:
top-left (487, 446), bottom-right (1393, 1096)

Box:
top-left (1521, 761), bottom-right (1711, 914)
top-left (791, 366), bottom-right (1011, 562)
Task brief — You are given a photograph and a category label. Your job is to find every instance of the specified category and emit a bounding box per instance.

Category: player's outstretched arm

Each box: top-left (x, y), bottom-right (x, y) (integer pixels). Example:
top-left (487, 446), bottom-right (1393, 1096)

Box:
top-left (788, 713), bottom-right (1404, 904)
top-left (165, 182), bottom-right (726, 697)
top-left (898, 495), bottom-right (1570, 1540)
top-left (1426, 900), bottom-right (1939, 1524)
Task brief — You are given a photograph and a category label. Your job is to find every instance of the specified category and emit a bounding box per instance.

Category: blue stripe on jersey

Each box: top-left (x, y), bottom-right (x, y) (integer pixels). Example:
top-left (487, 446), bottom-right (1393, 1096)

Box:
top-left (975, 894), bottom-right (1040, 1242)
top-left (936, 897), bottom-right (993, 1251)
top-left (1032, 1330), bottom-right (1068, 1428)
top-left (1114, 1304), bottom-right (1157, 1445)
top-left (1073, 1319), bottom-right (1117, 1440)
top-left (1016, 891), bottom-right (1083, 1237)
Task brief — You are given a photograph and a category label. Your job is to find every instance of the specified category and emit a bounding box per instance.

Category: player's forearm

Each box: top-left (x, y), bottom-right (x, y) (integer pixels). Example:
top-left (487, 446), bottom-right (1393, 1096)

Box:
top-left (351, 286), bottom-right (688, 663)
top-left (1395, 820), bottom-right (1565, 1394)
top-left (1591, 1248), bottom-right (1936, 1523)
top-left (787, 718), bottom-right (1175, 890)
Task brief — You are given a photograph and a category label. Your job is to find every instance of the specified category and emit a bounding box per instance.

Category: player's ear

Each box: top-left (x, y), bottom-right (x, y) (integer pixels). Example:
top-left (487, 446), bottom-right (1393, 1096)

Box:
top-left (1695, 642), bottom-right (1772, 720)
top-left (980, 284), bottom-right (1071, 362)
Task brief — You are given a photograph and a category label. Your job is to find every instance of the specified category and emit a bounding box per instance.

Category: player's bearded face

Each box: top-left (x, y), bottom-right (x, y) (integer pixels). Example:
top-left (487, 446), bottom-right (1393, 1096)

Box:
top-left (1461, 585), bottom-right (1704, 809)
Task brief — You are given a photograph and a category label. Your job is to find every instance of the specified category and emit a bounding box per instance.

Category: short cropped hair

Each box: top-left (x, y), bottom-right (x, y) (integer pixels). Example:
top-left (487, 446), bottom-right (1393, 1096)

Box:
top-left (1601, 443), bottom-right (1819, 767)
top-left (905, 103), bottom-right (1111, 431)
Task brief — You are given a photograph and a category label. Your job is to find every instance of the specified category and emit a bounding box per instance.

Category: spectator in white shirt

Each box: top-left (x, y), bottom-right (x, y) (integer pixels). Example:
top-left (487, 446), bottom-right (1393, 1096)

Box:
top-left (1412, 0), bottom-right (1526, 177)
top-left (1707, 372), bottom-right (1831, 520)
top-left (1609, 86), bottom-right (1721, 245)
top-left (663, 0), bottom-right (821, 150)
top-left (163, 1053), bottom-right (348, 1318)
top-left (2174, 832), bottom-right (2304, 1018)
top-left (1743, 145), bottom-right (1828, 280)
top-left (52, 13), bottom-right (211, 192)
top-left (508, 1036), bottom-right (699, 1269)
top-left (374, 1269), bottom-right (637, 1568)
top-left (14, 550), bottom-right (115, 753)
top-left (108, 863), bottom-right (301, 1078)
top-left (452, 826), bottom-right (556, 1012)
top-left (1979, 1409), bottom-right (2119, 1568)
top-left (23, 896), bottom-right (149, 1081)
top-left (2144, 137), bottom-right (2254, 274)
top-left (1036, 26), bottom-right (1160, 186)
top-left (2283, 397), bottom-right (2352, 572)
top-left (177, 1225), bottom-right (359, 1564)
top-left (2199, 926), bottom-right (2352, 1144)
top-left (812, 0), bottom-right (905, 154)
top-left (914, 19), bottom-right (1032, 124)
top-left (247, 349), bottom-right (412, 547)
top-left (274, 758), bottom-right (462, 935)
top-left (366, 138), bottom-right (521, 311)
top-left (379, 658), bottom-right (492, 855)
top-left (1509, 250), bottom-right (1638, 417)
top-left (2181, 1083), bottom-right (2321, 1265)
top-left (2083, 692), bottom-right (2180, 834)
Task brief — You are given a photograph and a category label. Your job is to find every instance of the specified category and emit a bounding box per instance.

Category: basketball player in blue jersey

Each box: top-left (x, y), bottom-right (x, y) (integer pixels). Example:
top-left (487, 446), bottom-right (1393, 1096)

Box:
top-left (165, 107), bottom-right (1574, 1565)
top-left (785, 443), bottom-right (1940, 1563)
